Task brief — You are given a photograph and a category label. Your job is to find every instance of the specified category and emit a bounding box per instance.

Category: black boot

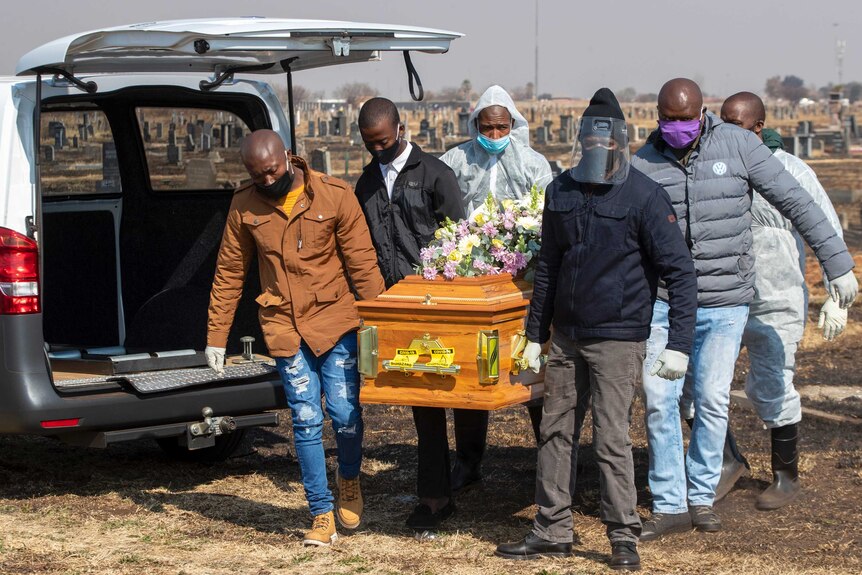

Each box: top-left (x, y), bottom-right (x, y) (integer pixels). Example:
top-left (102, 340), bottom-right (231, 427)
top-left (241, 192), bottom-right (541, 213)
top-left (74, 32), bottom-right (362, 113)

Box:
top-left (685, 418), bottom-right (750, 502)
top-left (756, 424), bottom-right (801, 511)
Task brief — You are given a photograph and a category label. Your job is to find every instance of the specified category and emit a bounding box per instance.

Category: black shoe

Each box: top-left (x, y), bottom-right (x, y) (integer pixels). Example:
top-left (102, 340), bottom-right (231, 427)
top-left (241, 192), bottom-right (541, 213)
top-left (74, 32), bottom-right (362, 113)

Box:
top-left (689, 505), bottom-right (721, 532)
top-left (639, 512), bottom-right (692, 542)
top-left (494, 532), bottom-right (573, 560)
top-left (609, 541), bottom-right (641, 571)
top-left (451, 459), bottom-right (483, 494)
top-left (406, 501), bottom-right (456, 531)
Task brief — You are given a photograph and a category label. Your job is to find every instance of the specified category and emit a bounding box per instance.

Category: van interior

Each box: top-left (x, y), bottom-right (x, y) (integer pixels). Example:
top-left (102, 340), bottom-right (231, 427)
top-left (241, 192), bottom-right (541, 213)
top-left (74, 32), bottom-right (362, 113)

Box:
top-left (40, 86), bottom-right (268, 381)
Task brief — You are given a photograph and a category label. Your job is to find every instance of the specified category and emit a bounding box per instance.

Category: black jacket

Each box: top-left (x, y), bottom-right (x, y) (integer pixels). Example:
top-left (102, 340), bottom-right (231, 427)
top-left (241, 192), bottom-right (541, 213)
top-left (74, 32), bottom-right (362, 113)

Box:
top-left (526, 166), bottom-right (697, 353)
top-left (356, 144), bottom-right (465, 287)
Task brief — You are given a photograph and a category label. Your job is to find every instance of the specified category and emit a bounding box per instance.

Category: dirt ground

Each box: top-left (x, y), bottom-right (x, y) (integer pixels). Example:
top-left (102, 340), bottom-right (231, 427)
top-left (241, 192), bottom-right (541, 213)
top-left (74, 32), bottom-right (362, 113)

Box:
top-left (1, 221), bottom-right (861, 575)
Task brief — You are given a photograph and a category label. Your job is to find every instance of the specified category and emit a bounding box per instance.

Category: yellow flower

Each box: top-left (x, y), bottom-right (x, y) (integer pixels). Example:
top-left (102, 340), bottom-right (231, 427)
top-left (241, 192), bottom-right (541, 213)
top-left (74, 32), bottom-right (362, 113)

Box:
top-left (491, 238), bottom-right (504, 249)
top-left (448, 250), bottom-right (463, 262)
top-left (472, 212), bottom-right (487, 226)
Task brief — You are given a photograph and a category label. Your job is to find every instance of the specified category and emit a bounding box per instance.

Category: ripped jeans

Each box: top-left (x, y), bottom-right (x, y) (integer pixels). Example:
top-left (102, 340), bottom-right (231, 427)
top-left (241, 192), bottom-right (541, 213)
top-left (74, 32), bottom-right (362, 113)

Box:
top-left (276, 332), bottom-right (363, 517)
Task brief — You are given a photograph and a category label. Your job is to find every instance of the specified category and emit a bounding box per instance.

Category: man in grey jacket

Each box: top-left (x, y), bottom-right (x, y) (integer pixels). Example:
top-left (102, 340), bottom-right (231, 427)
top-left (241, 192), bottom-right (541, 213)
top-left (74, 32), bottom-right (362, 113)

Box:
top-left (631, 78), bottom-right (858, 541)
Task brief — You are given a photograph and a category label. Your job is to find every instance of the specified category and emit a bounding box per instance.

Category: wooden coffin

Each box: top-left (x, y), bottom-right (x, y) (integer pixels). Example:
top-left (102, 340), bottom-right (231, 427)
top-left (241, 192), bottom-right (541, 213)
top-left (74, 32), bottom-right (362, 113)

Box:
top-left (354, 274), bottom-right (543, 410)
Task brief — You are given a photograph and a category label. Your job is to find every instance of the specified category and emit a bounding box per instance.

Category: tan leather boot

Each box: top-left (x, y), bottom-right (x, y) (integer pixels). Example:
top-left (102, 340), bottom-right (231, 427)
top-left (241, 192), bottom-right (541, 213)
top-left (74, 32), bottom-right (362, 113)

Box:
top-left (336, 471), bottom-right (363, 529)
top-left (302, 511), bottom-right (338, 546)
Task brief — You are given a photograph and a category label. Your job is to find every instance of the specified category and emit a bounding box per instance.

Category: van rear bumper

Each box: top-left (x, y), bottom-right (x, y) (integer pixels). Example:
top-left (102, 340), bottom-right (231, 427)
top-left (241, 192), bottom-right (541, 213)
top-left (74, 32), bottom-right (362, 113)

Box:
top-left (0, 314), bottom-right (287, 436)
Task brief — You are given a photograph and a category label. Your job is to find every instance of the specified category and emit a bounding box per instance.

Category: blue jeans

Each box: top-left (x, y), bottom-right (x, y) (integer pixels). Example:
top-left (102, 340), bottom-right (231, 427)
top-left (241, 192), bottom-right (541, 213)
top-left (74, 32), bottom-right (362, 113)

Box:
top-left (276, 332), bottom-right (363, 517)
top-left (642, 300), bottom-right (748, 513)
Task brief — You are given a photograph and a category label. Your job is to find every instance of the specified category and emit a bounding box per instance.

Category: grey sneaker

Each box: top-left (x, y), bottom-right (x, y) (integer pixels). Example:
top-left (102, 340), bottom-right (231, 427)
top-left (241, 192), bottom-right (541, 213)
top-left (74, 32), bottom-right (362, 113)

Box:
top-left (639, 512), bottom-right (692, 542)
top-left (689, 505), bottom-right (721, 532)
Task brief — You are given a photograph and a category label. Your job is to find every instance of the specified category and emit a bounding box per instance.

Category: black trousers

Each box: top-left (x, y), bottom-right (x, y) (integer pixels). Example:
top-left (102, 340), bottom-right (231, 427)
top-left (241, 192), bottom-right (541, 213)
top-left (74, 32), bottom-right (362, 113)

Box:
top-left (411, 406), bottom-right (488, 498)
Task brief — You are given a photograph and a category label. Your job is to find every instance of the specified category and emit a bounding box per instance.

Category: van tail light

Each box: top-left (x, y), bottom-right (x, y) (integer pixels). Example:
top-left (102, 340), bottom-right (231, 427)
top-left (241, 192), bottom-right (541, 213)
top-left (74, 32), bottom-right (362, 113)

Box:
top-left (41, 418), bottom-right (80, 429)
top-left (0, 227), bottom-right (40, 314)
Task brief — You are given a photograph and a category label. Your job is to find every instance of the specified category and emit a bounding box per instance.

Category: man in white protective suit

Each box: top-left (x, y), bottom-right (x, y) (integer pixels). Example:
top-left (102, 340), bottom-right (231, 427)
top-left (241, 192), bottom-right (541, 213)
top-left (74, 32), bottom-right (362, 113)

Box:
top-left (700, 91), bottom-right (851, 510)
top-left (438, 85), bottom-right (557, 493)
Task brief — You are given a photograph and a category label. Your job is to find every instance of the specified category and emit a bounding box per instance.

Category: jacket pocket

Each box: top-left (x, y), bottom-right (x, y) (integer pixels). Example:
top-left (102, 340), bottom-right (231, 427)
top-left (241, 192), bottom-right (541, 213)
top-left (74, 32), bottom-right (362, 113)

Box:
top-left (552, 207), bottom-right (584, 247)
top-left (315, 283), bottom-right (345, 303)
top-left (301, 210), bottom-right (337, 250)
top-left (242, 214), bottom-right (278, 252)
top-left (590, 203), bottom-right (630, 251)
top-left (255, 290), bottom-right (285, 307)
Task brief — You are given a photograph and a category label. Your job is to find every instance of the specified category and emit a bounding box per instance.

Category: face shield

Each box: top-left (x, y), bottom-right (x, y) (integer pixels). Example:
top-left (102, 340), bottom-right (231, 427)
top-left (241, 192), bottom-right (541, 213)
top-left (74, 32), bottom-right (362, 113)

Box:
top-left (569, 116), bottom-right (630, 185)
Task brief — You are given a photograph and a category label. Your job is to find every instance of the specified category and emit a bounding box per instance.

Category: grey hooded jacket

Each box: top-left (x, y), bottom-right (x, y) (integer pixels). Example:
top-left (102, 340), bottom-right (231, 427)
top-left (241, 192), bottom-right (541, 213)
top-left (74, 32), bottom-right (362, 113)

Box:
top-left (632, 111), bottom-right (853, 307)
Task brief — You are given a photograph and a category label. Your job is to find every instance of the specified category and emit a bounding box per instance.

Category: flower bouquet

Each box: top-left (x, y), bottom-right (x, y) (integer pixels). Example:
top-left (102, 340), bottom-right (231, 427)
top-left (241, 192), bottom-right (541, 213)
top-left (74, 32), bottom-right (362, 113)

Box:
top-left (417, 186), bottom-right (544, 282)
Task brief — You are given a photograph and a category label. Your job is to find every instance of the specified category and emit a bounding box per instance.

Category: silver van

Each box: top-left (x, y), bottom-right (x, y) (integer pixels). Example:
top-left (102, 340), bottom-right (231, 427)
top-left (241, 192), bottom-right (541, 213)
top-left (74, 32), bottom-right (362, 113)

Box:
top-left (1, 18), bottom-right (460, 459)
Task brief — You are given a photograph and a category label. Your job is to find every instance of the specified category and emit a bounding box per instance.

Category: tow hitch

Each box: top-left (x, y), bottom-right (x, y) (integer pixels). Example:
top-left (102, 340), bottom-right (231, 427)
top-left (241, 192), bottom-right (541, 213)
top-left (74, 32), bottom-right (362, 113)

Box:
top-left (185, 406), bottom-right (237, 450)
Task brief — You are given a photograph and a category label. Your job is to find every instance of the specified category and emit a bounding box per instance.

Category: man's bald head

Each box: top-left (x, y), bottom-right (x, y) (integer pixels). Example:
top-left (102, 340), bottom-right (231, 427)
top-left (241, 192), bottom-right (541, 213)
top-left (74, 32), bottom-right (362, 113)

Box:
top-left (240, 129), bottom-right (290, 187)
top-left (657, 78), bottom-right (703, 120)
top-left (240, 129), bottom-right (287, 166)
top-left (720, 92), bottom-right (766, 138)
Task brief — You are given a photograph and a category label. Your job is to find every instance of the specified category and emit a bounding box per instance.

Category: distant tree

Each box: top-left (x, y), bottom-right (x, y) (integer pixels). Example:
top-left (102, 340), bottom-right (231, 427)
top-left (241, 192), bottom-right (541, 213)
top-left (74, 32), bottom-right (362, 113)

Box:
top-left (334, 82), bottom-right (378, 107)
top-left (459, 79), bottom-right (473, 101)
top-left (617, 87), bottom-right (637, 102)
top-left (291, 85), bottom-right (315, 103)
top-left (510, 84), bottom-right (536, 101)
top-left (845, 81), bottom-right (862, 103)
top-left (765, 76), bottom-right (783, 100)
top-left (427, 86), bottom-right (462, 101)
top-left (764, 75), bottom-right (809, 104)
top-left (781, 75), bottom-right (808, 104)
top-left (635, 92), bottom-right (658, 103)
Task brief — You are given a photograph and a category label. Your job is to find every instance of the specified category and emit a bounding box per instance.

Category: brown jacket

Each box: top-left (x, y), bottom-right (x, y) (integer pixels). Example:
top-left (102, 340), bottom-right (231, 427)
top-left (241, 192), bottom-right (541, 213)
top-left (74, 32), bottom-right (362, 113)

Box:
top-left (207, 156), bottom-right (385, 357)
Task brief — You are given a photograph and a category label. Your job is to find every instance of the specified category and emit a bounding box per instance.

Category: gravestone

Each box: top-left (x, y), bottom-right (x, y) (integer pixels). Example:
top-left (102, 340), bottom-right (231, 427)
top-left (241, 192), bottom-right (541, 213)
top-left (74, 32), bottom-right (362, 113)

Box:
top-left (458, 112), bottom-right (471, 136)
top-left (310, 148), bottom-right (332, 175)
top-left (220, 124), bottom-right (231, 148)
top-left (201, 133), bottom-right (212, 152)
top-left (143, 121), bottom-right (151, 143)
top-left (543, 120), bottom-right (554, 142)
top-left (185, 158), bottom-right (217, 188)
top-left (72, 135), bottom-right (78, 148)
top-left (185, 134), bottom-right (196, 152)
top-left (535, 126), bottom-right (547, 146)
top-left (44, 145), bottom-right (54, 162)
top-left (232, 126), bottom-right (244, 146)
top-left (428, 127), bottom-right (439, 150)
top-left (168, 129), bottom-right (177, 146)
top-left (419, 119), bottom-right (430, 137)
top-left (559, 115), bottom-right (574, 143)
top-left (100, 142), bottom-right (121, 192)
top-left (167, 144), bottom-right (182, 165)
top-left (155, 123), bottom-right (163, 140)
top-left (318, 120), bottom-right (329, 137)
top-left (307, 122), bottom-right (316, 137)
top-left (187, 123), bottom-right (196, 137)
top-left (54, 131), bottom-right (64, 150)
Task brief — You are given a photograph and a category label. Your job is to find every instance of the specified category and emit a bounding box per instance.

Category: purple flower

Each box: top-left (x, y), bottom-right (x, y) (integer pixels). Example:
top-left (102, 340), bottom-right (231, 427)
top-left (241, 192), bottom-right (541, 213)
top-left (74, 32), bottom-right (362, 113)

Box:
top-left (443, 260), bottom-right (458, 280)
top-left (456, 221), bottom-right (470, 237)
top-left (423, 266), bottom-right (438, 280)
top-left (502, 210), bottom-right (516, 230)
top-left (481, 222), bottom-right (498, 237)
top-left (441, 241), bottom-right (457, 255)
top-left (420, 247), bottom-right (436, 263)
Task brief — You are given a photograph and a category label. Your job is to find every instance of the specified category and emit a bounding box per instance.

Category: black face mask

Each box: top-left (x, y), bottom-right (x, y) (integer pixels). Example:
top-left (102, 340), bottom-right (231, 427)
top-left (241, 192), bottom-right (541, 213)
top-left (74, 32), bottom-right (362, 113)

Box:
top-left (368, 135), bottom-right (402, 165)
top-left (256, 168), bottom-right (294, 199)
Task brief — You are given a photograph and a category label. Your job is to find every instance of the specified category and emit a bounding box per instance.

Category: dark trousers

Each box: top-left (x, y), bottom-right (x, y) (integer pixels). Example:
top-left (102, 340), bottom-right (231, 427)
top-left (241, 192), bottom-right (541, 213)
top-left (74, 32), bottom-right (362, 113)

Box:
top-left (412, 407), bottom-right (488, 499)
top-left (533, 333), bottom-right (643, 544)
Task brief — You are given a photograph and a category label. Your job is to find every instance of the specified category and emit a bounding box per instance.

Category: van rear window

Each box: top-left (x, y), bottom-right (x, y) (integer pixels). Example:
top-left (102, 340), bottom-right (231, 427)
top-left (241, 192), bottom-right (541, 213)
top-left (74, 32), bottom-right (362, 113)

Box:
top-left (136, 107), bottom-right (252, 191)
top-left (40, 110), bottom-right (119, 196)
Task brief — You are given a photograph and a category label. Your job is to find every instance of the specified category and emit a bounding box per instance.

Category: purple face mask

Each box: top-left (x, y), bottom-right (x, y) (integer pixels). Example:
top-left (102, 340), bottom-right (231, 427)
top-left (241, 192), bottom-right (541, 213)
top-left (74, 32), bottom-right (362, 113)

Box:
top-left (658, 112), bottom-right (703, 149)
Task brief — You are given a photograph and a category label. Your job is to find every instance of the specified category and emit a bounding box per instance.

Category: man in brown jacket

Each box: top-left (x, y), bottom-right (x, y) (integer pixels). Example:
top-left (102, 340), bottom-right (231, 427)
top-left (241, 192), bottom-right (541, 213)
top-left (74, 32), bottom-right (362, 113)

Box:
top-left (205, 130), bottom-right (385, 547)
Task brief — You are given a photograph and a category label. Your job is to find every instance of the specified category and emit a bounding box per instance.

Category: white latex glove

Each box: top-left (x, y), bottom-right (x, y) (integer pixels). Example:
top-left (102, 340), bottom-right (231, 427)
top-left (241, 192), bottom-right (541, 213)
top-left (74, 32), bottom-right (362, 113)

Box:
top-left (205, 346), bottom-right (226, 375)
top-left (523, 341), bottom-right (543, 373)
top-left (649, 349), bottom-right (689, 380)
top-left (829, 270), bottom-right (858, 309)
top-left (818, 297), bottom-right (848, 341)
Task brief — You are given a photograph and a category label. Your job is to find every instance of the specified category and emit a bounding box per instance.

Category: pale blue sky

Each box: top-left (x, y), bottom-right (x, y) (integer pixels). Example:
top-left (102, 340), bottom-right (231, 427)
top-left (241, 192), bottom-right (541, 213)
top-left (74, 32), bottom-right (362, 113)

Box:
top-left (4, 0), bottom-right (861, 100)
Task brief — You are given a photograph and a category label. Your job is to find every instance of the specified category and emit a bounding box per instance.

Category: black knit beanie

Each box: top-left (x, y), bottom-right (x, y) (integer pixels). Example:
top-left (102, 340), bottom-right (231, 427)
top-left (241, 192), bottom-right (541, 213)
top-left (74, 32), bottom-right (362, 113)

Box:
top-left (583, 88), bottom-right (624, 120)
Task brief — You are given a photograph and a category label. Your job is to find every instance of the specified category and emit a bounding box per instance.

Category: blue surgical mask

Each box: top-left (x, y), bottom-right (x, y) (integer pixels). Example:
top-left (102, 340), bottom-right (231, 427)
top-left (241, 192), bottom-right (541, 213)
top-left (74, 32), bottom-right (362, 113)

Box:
top-left (477, 133), bottom-right (511, 155)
